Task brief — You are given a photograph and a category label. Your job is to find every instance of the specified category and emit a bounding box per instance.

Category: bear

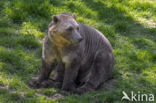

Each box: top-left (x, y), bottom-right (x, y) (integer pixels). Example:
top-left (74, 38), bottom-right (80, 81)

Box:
top-left (29, 13), bottom-right (114, 94)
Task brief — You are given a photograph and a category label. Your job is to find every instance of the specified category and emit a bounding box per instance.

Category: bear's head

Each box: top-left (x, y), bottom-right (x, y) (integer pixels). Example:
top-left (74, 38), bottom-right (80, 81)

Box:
top-left (48, 13), bottom-right (83, 46)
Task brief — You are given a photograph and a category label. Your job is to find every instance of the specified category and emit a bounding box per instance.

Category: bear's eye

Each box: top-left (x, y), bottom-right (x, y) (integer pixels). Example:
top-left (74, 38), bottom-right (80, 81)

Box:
top-left (66, 26), bottom-right (73, 31)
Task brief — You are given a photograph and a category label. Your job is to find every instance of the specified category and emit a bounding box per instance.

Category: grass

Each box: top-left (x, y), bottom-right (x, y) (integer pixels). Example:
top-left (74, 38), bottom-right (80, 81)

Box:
top-left (0, 0), bottom-right (155, 103)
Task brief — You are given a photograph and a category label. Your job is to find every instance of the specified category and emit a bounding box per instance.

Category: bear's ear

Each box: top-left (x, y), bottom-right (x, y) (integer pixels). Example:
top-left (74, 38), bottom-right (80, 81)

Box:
top-left (72, 13), bottom-right (76, 20)
top-left (52, 15), bottom-right (59, 23)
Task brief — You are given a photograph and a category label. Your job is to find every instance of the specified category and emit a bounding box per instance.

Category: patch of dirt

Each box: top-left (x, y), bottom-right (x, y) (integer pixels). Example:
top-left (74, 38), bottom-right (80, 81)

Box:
top-left (50, 93), bottom-right (64, 100)
top-left (0, 83), bottom-right (19, 95)
top-left (0, 84), bottom-right (64, 100)
top-left (0, 78), bottom-right (117, 100)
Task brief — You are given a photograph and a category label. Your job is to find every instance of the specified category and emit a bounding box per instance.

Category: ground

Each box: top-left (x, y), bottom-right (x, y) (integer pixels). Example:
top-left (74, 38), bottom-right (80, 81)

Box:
top-left (0, 0), bottom-right (155, 103)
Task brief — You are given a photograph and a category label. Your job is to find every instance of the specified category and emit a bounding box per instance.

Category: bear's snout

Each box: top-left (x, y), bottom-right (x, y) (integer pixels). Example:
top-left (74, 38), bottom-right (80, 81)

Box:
top-left (77, 37), bottom-right (83, 42)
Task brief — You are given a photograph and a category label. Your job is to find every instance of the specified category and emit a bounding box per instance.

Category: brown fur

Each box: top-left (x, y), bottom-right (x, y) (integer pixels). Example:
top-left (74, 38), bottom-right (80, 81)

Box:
top-left (29, 13), bottom-right (114, 95)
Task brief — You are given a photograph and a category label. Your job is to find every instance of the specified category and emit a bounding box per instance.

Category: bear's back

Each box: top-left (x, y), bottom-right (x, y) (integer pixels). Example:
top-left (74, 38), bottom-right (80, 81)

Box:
top-left (78, 23), bottom-right (113, 58)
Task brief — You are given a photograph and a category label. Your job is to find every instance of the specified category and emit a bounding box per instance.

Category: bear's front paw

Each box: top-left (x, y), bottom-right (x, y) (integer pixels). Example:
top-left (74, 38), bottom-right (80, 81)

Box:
top-left (28, 77), bottom-right (41, 88)
top-left (60, 90), bottom-right (71, 96)
top-left (74, 86), bottom-right (94, 95)
top-left (61, 84), bottom-right (76, 92)
top-left (40, 79), bottom-right (62, 88)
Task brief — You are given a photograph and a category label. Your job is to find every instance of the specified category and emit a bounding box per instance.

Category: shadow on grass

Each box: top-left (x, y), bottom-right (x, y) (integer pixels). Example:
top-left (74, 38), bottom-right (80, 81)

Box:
top-left (80, 0), bottom-right (155, 70)
top-left (81, 0), bottom-right (155, 34)
top-left (0, 88), bottom-right (44, 103)
top-left (0, 26), bottom-right (42, 90)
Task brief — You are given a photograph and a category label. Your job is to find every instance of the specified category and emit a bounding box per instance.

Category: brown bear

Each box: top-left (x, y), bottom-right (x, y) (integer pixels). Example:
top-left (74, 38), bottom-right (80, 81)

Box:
top-left (29, 13), bottom-right (114, 94)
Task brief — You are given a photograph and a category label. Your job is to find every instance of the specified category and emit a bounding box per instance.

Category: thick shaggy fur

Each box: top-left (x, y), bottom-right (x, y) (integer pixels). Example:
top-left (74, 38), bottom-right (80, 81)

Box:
top-left (29, 13), bottom-right (114, 94)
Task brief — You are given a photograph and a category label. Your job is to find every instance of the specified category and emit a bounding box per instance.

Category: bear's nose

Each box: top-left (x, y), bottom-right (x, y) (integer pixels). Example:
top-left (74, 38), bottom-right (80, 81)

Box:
top-left (78, 37), bottom-right (83, 41)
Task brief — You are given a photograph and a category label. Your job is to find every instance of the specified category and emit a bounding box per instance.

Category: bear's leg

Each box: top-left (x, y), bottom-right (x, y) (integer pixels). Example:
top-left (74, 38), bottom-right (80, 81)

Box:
top-left (75, 50), bottom-right (114, 94)
top-left (61, 57), bottom-right (80, 93)
top-left (40, 62), bottom-right (65, 88)
top-left (52, 62), bottom-right (65, 83)
top-left (29, 59), bottom-right (56, 88)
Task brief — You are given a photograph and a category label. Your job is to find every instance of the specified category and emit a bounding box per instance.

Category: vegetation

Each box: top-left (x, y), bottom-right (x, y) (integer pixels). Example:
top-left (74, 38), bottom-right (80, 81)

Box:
top-left (0, 0), bottom-right (155, 103)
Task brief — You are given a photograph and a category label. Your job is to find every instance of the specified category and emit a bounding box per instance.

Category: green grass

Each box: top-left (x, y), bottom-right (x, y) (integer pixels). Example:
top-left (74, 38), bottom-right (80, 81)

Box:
top-left (0, 0), bottom-right (155, 103)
